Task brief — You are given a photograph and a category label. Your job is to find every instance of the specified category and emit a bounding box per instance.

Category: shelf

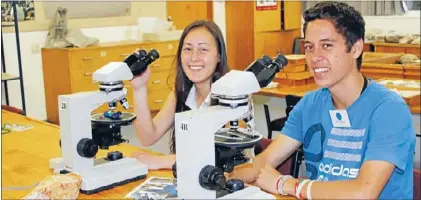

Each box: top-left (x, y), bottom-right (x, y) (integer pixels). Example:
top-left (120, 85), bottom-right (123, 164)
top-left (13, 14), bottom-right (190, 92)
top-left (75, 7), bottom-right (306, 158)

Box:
top-left (1, 73), bottom-right (20, 81)
top-left (1, 2), bottom-right (26, 115)
top-left (1, 24), bottom-right (15, 28)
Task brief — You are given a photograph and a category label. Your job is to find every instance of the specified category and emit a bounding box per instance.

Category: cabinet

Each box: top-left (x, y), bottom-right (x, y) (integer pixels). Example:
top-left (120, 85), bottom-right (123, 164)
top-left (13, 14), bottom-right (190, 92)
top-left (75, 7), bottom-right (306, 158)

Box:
top-left (225, 1), bottom-right (302, 70)
top-left (41, 40), bottom-right (178, 124)
top-left (373, 42), bottom-right (421, 58)
top-left (166, 1), bottom-right (213, 30)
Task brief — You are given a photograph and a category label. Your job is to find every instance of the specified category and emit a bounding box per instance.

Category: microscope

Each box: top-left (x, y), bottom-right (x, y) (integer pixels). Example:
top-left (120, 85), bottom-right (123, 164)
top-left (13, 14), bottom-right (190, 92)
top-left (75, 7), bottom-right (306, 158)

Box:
top-left (174, 54), bottom-right (288, 199)
top-left (50, 49), bottom-right (160, 194)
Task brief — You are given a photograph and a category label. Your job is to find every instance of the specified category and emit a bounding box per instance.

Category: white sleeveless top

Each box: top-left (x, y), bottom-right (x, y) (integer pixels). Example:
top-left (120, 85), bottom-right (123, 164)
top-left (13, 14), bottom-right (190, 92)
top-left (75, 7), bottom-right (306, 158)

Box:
top-left (185, 85), bottom-right (211, 110)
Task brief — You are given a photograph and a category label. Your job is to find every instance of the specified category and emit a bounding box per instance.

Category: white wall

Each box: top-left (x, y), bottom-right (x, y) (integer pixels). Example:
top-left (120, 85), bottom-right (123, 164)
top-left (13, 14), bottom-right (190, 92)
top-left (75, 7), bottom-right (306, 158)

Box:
top-left (364, 11), bottom-right (420, 34)
top-left (213, 1), bottom-right (227, 44)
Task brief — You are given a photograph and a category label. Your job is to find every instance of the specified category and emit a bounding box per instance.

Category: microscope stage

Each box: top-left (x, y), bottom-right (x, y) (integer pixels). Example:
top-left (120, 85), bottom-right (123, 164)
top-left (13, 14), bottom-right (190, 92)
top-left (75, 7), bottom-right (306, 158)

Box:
top-left (91, 112), bottom-right (136, 126)
top-left (215, 128), bottom-right (262, 148)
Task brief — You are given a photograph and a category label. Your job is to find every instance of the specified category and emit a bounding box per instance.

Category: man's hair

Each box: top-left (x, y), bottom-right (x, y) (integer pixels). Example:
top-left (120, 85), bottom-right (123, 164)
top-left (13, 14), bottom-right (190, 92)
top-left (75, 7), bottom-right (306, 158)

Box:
top-left (303, 1), bottom-right (366, 69)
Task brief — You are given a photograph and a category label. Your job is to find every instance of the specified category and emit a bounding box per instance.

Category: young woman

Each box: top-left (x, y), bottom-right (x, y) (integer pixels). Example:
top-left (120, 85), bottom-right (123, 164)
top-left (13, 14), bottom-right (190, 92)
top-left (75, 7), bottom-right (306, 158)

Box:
top-left (129, 20), bottom-right (230, 169)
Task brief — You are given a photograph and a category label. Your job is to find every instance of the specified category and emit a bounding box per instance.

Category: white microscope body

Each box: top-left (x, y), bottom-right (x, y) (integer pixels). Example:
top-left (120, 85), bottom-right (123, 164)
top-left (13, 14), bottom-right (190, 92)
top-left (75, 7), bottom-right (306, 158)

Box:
top-left (175, 70), bottom-right (274, 199)
top-left (50, 62), bottom-right (148, 194)
top-left (175, 53), bottom-right (288, 199)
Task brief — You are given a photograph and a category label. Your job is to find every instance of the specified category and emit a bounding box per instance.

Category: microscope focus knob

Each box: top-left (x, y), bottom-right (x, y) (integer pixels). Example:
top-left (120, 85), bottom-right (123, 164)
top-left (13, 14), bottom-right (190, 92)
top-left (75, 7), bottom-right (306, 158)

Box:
top-left (223, 161), bottom-right (234, 173)
top-left (107, 151), bottom-right (123, 161)
top-left (199, 165), bottom-right (226, 190)
top-left (226, 179), bottom-right (245, 192)
top-left (77, 138), bottom-right (98, 158)
top-left (172, 162), bottom-right (177, 178)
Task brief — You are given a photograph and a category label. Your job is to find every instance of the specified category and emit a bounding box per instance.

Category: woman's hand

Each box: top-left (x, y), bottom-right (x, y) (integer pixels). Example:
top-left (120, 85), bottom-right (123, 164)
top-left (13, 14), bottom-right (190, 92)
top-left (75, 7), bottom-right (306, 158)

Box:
top-left (128, 49), bottom-right (151, 91)
top-left (131, 150), bottom-right (172, 170)
top-left (254, 164), bottom-right (282, 194)
top-left (130, 67), bottom-right (151, 91)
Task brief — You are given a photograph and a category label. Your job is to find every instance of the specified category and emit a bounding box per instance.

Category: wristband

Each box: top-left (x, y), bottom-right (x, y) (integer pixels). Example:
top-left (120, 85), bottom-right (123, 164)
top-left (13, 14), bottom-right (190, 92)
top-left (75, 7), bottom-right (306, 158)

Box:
top-left (276, 175), bottom-right (293, 196)
top-left (276, 175), bottom-right (282, 193)
top-left (294, 178), bottom-right (300, 197)
top-left (295, 179), bottom-right (309, 199)
top-left (306, 180), bottom-right (315, 200)
top-left (294, 178), bottom-right (302, 198)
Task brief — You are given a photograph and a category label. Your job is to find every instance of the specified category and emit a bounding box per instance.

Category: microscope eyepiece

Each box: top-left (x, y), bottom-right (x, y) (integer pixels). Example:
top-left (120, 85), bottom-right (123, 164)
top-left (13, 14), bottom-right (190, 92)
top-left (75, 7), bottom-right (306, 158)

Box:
top-left (272, 54), bottom-right (288, 72)
top-left (262, 55), bottom-right (272, 65)
top-left (148, 49), bottom-right (160, 61)
top-left (124, 49), bottom-right (160, 76)
top-left (245, 54), bottom-right (289, 88)
top-left (136, 49), bottom-right (148, 60)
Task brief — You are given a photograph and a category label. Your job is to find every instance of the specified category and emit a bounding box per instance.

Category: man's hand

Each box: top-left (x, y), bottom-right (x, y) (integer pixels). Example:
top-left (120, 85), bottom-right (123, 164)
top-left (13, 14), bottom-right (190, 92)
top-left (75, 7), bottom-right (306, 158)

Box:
top-left (254, 164), bottom-right (282, 194)
top-left (228, 163), bottom-right (257, 184)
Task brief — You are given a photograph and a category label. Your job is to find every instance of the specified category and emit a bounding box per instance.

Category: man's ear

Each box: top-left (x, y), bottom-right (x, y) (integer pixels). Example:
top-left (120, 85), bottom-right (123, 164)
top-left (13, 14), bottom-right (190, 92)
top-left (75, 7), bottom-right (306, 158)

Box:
top-left (352, 39), bottom-right (364, 59)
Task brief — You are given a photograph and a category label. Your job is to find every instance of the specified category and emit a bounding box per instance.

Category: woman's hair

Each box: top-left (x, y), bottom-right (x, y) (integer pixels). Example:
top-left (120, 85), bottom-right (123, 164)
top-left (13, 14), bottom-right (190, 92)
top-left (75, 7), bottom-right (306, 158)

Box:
top-left (167, 20), bottom-right (229, 154)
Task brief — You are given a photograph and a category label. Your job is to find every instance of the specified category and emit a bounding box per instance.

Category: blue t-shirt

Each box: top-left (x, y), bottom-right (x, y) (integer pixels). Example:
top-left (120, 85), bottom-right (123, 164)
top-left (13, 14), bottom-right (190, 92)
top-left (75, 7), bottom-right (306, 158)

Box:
top-left (281, 80), bottom-right (416, 199)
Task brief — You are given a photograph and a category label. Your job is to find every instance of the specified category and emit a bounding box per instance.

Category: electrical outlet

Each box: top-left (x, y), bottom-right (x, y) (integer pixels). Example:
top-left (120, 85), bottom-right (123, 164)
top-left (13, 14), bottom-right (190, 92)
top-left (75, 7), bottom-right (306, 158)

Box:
top-left (31, 44), bottom-right (40, 54)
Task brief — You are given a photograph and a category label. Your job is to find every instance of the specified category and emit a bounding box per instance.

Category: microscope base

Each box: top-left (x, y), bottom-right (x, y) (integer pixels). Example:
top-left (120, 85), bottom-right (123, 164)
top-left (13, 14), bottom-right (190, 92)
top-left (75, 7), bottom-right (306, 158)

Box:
top-left (51, 157), bottom-right (148, 195)
top-left (218, 185), bottom-right (276, 199)
top-left (81, 157), bottom-right (148, 194)
top-left (81, 174), bottom-right (146, 195)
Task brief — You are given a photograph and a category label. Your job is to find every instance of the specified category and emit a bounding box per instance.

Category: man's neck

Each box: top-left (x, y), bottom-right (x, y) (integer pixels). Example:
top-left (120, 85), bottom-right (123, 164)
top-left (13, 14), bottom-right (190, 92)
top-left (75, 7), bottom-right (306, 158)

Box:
top-left (194, 80), bottom-right (211, 107)
top-left (329, 71), bottom-right (366, 110)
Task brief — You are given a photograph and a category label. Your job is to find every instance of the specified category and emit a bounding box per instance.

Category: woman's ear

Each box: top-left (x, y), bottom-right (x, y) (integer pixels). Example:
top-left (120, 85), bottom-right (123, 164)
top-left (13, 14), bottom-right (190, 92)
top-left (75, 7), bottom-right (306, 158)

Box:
top-left (352, 39), bottom-right (364, 59)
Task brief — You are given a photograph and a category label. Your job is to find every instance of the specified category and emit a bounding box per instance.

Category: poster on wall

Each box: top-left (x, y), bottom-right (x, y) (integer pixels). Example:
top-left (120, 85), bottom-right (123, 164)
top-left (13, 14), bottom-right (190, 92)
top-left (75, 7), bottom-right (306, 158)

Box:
top-left (256, 0), bottom-right (278, 11)
top-left (1, 0), bottom-right (35, 24)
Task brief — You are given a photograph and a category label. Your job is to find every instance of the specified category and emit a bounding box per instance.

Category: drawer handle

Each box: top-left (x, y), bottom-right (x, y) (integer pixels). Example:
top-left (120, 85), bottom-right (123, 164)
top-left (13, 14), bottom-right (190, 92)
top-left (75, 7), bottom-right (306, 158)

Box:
top-left (120, 53), bottom-right (130, 57)
top-left (84, 72), bottom-right (92, 76)
top-left (153, 100), bottom-right (163, 103)
top-left (83, 57), bottom-right (93, 61)
top-left (168, 44), bottom-right (174, 50)
top-left (152, 64), bottom-right (160, 68)
top-left (152, 80), bottom-right (161, 84)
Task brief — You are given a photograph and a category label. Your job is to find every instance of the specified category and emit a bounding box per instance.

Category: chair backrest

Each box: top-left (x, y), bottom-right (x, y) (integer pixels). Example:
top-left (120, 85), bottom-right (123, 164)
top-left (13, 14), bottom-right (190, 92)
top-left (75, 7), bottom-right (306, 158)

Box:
top-left (254, 138), bottom-right (294, 175)
top-left (285, 95), bottom-right (302, 117)
top-left (292, 37), bottom-right (304, 55)
top-left (414, 168), bottom-right (420, 200)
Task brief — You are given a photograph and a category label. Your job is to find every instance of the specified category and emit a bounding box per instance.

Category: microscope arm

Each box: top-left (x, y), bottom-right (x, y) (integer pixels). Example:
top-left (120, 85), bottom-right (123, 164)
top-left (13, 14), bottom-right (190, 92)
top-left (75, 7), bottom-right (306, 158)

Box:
top-left (72, 89), bottom-right (128, 113)
top-left (240, 96), bottom-right (256, 132)
top-left (203, 105), bottom-right (247, 130)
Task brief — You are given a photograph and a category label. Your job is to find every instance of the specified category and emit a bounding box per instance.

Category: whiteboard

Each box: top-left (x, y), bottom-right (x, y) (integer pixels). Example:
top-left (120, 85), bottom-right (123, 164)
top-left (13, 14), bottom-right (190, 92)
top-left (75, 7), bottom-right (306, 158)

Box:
top-left (43, 2), bottom-right (131, 19)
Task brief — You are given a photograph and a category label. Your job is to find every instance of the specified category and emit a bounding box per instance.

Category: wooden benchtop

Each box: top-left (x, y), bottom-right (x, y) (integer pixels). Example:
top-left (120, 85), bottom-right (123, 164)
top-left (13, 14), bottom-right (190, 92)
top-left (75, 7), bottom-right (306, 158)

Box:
top-left (257, 84), bottom-right (420, 114)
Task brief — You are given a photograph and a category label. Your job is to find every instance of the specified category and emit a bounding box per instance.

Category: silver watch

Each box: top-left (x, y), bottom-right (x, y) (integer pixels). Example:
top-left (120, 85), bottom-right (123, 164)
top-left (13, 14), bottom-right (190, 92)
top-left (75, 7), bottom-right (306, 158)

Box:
top-left (277, 175), bottom-right (293, 195)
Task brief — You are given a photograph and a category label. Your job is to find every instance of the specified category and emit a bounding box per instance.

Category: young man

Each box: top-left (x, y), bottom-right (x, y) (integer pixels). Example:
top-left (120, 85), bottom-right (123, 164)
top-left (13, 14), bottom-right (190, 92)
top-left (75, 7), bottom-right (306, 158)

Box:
top-left (229, 1), bottom-right (416, 199)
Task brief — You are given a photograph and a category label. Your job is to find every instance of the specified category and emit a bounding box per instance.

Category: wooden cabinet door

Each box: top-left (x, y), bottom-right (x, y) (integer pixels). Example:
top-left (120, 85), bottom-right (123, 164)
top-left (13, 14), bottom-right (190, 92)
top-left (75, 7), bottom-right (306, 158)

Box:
top-left (166, 1), bottom-right (213, 30)
top-left (254, 1), bottom-right (281, 32)
top-left (254, 29), bottom-right (302, 58)
top-left (282, 1), bottom-right (302, 30)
